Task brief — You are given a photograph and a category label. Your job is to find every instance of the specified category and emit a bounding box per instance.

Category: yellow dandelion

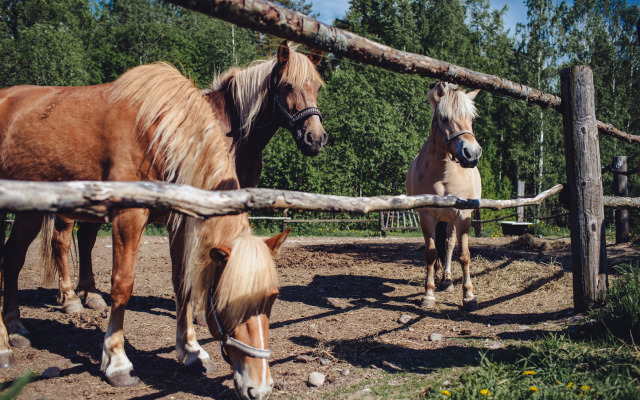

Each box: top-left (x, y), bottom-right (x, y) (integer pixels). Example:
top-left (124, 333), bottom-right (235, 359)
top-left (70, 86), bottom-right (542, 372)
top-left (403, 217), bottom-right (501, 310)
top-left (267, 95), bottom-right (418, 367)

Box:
top-left (480, 389), bottom-right (491, 396)
top-left (567, 382), bottom-right (574, 389)
top-left (523, 371), bottom-right (537, 375)
top-left (580, 385), bottom-right (590, 391)
top-left (441, 389), bottom-right (451, 397)
top-left (529, 386), bottom-right (539, 392)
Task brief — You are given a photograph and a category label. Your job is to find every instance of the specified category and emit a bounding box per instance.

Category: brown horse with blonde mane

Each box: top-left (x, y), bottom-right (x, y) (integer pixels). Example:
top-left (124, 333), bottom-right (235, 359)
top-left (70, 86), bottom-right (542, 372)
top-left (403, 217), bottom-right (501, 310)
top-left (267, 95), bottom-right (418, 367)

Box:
top-left (0, 41), bottom-right (324, 399)
top-left (406, 81), bottom-right (482, 311)
top-left (40, 42), bottom-right (325, 316)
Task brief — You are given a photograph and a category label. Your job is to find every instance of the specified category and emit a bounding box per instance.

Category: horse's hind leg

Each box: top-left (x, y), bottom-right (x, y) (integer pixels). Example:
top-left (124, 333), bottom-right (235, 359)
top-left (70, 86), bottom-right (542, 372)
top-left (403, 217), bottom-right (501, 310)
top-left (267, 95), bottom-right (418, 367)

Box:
top-left (457, 216), bottom-right (478, 311)
top-left (52, 217), bottom-right (84, 314)
top-left (76, 222), bottom-right (108, 310)
top-left (0, 213), bottom-right (15, 368)
top-left (169, 221), bottom-right (216, 374)
top-left (440, 222), bottom-right (456, 292)
top-left (3, 213), bottom-right (45, 348)
top-left (418, 212), bottom-right (438, 309)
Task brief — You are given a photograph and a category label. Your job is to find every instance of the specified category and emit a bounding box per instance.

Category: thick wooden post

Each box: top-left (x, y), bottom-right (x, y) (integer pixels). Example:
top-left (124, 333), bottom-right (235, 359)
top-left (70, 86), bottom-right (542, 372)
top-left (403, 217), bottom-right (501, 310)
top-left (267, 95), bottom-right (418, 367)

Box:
top-left (612, 156), bottom-right (630, 243)
top-left (560, 66), bottom-right (607, 312)
top-left (282, 208), bottom-right (289, 232)
top-left (379, 211), bottom-right (387, 237)
top-left (516, 181), bottom-right (525, 222)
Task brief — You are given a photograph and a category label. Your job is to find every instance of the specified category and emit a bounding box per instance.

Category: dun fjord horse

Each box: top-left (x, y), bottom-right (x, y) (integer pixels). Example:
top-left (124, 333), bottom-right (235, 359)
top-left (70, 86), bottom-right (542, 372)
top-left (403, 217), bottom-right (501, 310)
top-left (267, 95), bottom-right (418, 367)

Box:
top-left (41, 42), bottom-right (325, 315)
top-left (406, 82), bottom-right (482, 311)
top-left (0, 41), bottom-right (324, 399)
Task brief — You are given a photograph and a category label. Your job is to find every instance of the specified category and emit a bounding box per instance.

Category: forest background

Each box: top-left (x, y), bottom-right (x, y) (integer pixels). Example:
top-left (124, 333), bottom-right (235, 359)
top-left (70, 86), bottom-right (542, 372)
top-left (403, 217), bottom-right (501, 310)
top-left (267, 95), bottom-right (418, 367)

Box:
top-left (1, 0), bottom-right (639, 234)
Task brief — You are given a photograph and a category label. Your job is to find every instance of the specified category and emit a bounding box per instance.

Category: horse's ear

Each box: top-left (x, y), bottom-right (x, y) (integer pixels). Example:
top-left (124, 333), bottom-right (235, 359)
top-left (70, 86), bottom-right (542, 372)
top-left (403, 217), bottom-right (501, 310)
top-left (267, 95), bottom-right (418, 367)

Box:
top-left (467, 89), bottom-right (480, 101)
top-left (277, 40), bottom-right (290, 66)
top-left (429, 82), bottom-right (445, 102)
top-left (309, 48), bottom-right (324, 66)
top-left (264, 228), bottom-right (291, 256)
top-left (209, 247), bottom-right (231, 265)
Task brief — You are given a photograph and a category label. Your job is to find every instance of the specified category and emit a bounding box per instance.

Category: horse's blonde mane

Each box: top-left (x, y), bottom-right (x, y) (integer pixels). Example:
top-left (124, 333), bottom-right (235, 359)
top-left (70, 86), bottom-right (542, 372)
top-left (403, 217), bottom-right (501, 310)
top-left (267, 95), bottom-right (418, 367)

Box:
top-left (109, 62), bottom-right (235, 190)
top-left (207, 45), bottom-right (324, 140)
top-left (429, 82), bottom-right (477, 122)
top-left (186, 216), bottom-right (277, 332)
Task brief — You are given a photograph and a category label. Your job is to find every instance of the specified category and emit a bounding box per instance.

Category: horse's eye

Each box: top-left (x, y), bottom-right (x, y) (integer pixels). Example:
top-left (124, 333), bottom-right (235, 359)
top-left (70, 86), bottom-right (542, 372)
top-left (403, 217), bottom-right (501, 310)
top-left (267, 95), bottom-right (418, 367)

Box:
top-left (283, 83), bottom-right (294, 92)
top-left (441, 116), bottom-right (449, 124)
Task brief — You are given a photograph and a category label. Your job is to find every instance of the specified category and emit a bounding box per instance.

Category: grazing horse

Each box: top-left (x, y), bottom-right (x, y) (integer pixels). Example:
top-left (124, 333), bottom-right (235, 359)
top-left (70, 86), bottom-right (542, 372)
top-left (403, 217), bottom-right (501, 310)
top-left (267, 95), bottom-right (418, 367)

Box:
top-left (406, 81), bottom-right (482, 311)
top-left (39, 42), bottom-right (325, 315)
top-left (0, 41), bottom-right (323, 398)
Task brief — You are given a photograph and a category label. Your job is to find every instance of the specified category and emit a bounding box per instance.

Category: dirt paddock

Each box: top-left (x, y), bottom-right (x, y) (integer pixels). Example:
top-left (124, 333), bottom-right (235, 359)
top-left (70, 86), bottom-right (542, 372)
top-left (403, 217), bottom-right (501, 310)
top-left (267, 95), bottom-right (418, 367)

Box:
top-left (0, 234), bottom-right (636, 399)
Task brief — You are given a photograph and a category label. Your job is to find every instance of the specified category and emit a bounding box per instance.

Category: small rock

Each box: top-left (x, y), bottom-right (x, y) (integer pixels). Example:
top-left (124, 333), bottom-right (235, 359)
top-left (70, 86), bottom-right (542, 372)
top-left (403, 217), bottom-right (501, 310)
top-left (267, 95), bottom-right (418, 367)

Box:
top-left (319, 358), bottom-right (330, 366)
top-left (340, 369), bottom-right (351, 376)
top-left (429, 333), bottom-right (443, 341)
top-left (308, 371), bottom-right (326, 387)
top-left (485, 341), bottom-right (505, 350)
top-left (408, 327), bottom-right (415, 332)
top-left (518, 325), bottom-right (530, 330)
top-left (398, 314), bottom-right (413, 324)
top-left (309, 323), bottom-right (317, 329)
top-left (295, 354), bottom-right (316, 363)
top-left (442, 380), bottom-right (450, 386)
top-left (41, 367), bottom-right (60, 378)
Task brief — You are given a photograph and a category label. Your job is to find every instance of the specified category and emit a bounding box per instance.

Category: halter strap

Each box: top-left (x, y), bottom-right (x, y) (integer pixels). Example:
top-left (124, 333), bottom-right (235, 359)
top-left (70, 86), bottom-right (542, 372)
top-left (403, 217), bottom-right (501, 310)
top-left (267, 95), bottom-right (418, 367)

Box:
top-left (271, 72), bottom-right (323, 130)
top-left (432, 117), bottom-right (474, 146)
top-left (210, 292), bottom-right (271, 364)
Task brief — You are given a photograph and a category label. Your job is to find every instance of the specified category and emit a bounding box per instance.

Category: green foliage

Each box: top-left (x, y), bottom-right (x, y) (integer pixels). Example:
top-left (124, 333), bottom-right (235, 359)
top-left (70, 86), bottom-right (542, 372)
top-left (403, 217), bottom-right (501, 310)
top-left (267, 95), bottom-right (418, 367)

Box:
top-left (590, 261), bottom-right (640, 342)
top-left (0, 369), bottom-right (36, 400)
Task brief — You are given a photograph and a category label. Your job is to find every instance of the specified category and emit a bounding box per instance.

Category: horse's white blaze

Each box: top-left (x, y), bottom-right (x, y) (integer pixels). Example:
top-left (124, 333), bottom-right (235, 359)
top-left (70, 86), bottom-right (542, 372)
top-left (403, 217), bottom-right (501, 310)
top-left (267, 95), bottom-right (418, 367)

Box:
top-left (257, 312), bottom-right (267, 387)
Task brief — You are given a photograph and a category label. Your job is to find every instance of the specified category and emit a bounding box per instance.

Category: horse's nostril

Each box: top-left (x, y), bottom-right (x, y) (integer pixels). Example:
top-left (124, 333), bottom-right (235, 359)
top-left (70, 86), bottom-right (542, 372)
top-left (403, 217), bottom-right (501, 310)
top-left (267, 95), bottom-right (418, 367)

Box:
top-left (322, 131), bottom-right (328, 146)
top-left (463, 147), bottom-right (472, 159)
top-left (304, 131), bottom-right (313, 146)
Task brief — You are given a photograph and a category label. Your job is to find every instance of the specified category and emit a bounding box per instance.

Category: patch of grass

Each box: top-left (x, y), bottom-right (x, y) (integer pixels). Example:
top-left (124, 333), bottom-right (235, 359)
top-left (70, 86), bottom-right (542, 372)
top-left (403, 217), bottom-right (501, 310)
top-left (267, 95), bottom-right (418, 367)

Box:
top-left (323, 334), bottom-right (640, 399)
top-left (590, 261), bottom-right (640, 342)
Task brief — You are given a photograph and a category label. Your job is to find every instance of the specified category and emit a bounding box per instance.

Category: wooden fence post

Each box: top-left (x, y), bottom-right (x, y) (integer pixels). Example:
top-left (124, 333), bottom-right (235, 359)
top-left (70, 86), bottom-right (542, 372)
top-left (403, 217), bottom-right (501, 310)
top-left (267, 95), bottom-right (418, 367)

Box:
top-left (473, 209), bottom-right (482, 237)
top-left (612, 156), bottom-right (629, 243)
top-left (282, 208), bottom-right (288, 232)
top-left (560, 65), bottom-right (607, 312)
top-left (516, 181), bottom-right (525, 222)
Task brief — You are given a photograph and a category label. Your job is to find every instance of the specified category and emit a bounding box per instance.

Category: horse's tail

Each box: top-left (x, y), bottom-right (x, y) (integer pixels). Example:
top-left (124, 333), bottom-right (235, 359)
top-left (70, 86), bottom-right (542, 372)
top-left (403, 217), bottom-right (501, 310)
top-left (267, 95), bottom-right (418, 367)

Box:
top-left (40, 215), bottom-right (57, 286)
top-left (435, 221), bottom-right (447, 273)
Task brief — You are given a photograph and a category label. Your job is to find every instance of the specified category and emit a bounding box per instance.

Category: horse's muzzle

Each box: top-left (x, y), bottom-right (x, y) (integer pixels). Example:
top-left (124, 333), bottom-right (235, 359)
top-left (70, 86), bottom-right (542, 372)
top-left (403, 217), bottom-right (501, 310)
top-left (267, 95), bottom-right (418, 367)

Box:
top-left (457, 144), bottom-right (482, 168)
top-left (294, 127), bottom-right (327, 156)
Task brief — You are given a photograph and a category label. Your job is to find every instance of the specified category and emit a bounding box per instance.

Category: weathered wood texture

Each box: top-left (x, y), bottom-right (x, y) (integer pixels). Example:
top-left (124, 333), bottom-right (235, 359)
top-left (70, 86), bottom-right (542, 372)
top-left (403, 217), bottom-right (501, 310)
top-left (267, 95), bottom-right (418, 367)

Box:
top-left (560, 66), bottom-right (607, 312)
top-left (612, 156), bottom-right (630, 243)
top-left (516, 181), bottom-right (525, 222)
top-left (164, 0), bottom-right (638, 144)
top-left (0, 180), bottom-right (563, 220)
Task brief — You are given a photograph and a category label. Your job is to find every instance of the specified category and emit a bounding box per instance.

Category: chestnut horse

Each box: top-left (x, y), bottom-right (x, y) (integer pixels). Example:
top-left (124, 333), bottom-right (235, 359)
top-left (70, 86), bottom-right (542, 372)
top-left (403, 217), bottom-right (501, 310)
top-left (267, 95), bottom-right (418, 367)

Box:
top-left (406, 82), bottom-right (482, 311)
top-left (41, 42), bottom-right (325, 314)
top-left (0, 42), bottom-right (323, 399)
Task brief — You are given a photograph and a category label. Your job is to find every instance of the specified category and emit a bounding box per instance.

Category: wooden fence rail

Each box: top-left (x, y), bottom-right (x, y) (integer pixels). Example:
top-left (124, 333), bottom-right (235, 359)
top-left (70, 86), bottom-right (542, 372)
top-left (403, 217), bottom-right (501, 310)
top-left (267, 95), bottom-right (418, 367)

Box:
top-left (0, 180), bottom-right (567, 219)
top-left (165, 0), bottom-right (639, 144)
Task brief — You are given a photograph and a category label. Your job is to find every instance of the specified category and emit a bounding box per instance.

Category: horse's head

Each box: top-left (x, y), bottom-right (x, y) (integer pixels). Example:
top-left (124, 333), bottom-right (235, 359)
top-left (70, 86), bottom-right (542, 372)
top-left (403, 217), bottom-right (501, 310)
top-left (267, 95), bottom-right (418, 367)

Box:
top-left (272, 41), bottom-right (327, 156)
top-left (204, 229), bottom-right (290, 400)
top-left (428, 82), bottom-right (481, 168)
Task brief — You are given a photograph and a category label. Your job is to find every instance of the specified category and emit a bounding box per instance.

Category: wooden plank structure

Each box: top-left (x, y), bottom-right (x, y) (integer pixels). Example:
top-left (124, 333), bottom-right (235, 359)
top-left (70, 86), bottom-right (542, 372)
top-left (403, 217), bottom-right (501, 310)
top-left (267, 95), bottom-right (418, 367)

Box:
top-left (612, 156), bottom-right (630, 243)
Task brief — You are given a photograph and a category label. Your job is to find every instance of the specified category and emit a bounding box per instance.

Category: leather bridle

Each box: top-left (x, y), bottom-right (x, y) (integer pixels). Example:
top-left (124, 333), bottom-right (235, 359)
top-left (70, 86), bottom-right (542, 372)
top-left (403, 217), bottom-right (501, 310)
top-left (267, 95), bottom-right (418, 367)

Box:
top-left (432, 116), bottom-right (475, 163)
top-left (271, 71), bottom-right (323, 130)
top-left (209, 289), bottom-right (271, 364)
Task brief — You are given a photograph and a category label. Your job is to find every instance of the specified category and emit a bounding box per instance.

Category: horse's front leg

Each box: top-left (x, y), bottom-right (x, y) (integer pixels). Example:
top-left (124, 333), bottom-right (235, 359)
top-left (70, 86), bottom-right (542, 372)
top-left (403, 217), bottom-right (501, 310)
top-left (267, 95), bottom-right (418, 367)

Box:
top-left (457, 216), bottom-right (478, 311)
top-left (76, 222), bottom-right (108, 310)
top-left (52, 216), bottom-right (84, 314)
top-left (3, 213), bottom-right (45, 348)
top-left (418, 212), bottom-right (438, 309)
top-left (441, 222), bottom-right (456, 292)
top-left (101, 208), bottom-right (148, 387)
top-left (169, 222), bottom-right (217, 374)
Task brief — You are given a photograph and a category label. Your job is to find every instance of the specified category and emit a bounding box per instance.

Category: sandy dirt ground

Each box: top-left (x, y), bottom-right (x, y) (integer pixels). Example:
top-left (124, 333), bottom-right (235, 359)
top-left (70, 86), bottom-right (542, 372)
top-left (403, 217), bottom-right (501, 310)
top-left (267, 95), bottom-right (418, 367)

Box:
top-left (0, 234), bottom-right (636, 399)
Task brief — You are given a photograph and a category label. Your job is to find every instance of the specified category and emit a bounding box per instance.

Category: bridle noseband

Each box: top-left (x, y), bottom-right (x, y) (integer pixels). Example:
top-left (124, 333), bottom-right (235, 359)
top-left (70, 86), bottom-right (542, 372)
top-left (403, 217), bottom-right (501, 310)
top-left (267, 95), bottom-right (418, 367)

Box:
top-left (209, 289), bottom-right (271, 364)
top-left (271, 72), bottom-right (323, 131)
top-left (432, 117), bottom-right (474, 163)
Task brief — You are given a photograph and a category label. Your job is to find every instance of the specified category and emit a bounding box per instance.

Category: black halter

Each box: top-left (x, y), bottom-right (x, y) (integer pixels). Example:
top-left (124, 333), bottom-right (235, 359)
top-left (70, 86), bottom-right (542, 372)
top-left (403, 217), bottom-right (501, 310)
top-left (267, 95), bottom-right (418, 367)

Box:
top-left (432, 117), bottom-right (474, 163)
top-left (271, 72), bottom-right (322, 130)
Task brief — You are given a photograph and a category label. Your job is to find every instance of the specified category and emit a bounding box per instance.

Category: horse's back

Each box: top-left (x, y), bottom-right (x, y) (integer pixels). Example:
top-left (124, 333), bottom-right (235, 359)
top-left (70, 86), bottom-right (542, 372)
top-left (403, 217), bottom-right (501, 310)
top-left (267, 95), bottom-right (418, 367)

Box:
top-left (0, 83), bottom-right (143, 182)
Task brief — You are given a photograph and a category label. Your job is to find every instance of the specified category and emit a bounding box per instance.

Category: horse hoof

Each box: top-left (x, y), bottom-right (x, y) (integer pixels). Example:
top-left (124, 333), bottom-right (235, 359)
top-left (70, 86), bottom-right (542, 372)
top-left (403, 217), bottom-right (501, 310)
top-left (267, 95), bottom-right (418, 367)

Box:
top-left (0, 352), bottom-right (15, 369)
top-left (440, 280), bottom-right (454, 292)
top-left (462, 299), bottom-right (479, 311)
top-left (9, 334), bottom-right (30, 349)
top-left (186, 358), bottom-right (218, 374)
top-left (108, 371), bottom-right (140, 387)
top-left (84, 293), bottom-right (108, 310)
top-left (63, 300), bottom-right (85, 314)
top-left (420, 297), bottom-right (436, 309)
